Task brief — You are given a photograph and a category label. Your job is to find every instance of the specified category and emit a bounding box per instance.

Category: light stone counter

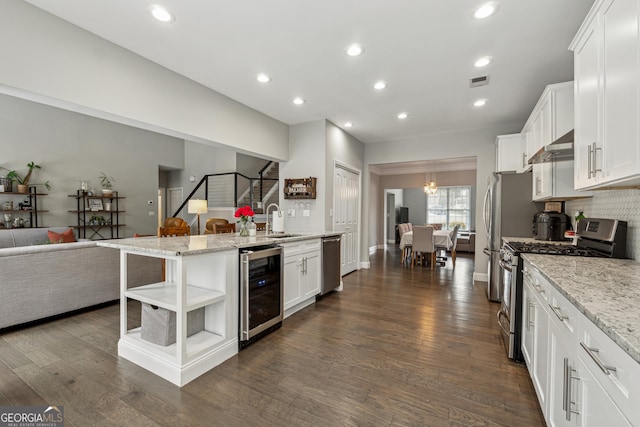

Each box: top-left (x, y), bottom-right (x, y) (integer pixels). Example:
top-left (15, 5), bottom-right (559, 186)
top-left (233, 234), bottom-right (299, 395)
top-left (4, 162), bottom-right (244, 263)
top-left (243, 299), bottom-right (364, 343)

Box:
top-left (97, 231), bottom-right (342, 256)
top-left (521, 254), bottom-right (640, 364)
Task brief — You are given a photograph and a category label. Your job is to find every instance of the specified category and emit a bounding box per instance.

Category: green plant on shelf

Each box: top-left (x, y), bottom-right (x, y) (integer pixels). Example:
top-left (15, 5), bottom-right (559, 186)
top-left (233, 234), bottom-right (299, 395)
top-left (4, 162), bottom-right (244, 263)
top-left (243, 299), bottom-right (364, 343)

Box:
top-left (1, 162), bottom-right (51, 191)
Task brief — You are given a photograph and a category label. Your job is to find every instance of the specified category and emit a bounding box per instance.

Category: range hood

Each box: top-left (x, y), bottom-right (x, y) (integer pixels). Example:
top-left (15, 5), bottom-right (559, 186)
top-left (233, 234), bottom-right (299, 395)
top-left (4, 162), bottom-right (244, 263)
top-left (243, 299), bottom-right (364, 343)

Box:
top-left (528, 129), bottom-right (574, 164)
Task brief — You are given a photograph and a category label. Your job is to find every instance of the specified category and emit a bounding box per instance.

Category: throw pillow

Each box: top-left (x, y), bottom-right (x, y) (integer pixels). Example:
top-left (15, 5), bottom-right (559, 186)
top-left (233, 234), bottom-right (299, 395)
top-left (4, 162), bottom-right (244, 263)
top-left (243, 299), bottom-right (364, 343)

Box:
top-left (48, 228), bottom-right (76, 244)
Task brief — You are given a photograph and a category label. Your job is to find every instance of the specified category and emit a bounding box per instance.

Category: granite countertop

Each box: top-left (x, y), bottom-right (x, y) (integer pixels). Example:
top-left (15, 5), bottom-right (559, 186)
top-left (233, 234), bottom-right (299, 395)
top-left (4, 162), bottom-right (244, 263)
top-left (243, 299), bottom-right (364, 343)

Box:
top-left (521, 253), bottom-right (640, 365)
top-left (97, 231), bottom-right (342, 256)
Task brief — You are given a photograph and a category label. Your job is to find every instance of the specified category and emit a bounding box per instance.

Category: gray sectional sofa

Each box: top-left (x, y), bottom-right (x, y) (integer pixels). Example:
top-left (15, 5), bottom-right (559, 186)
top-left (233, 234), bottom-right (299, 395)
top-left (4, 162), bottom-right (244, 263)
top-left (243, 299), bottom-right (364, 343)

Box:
top-left (0, 227), bottom-right (162, 329)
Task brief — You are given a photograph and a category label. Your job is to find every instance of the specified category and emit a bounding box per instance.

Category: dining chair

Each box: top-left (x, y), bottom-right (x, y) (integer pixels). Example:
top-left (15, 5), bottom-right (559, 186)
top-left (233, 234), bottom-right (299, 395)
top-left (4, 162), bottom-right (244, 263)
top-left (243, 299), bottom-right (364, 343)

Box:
top-left (254, 222), bottom-right (267, 231)
top-left (213, 223), bottom-right (236, 234)
top-left (436, 224), bottom-right (460, 268)
top-left (158, 217), bottom-right (190, 237)
top-left (204, 218), bottom-right (229, 234)
top-left (411, 226), bottom-right (437, 270)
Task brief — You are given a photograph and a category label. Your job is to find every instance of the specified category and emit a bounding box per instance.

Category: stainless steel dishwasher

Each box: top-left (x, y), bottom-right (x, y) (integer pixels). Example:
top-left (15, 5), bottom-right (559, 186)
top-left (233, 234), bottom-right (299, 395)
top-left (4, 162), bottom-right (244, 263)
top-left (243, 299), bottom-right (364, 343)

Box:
top-left (321, 235), bottom-right (341, 295)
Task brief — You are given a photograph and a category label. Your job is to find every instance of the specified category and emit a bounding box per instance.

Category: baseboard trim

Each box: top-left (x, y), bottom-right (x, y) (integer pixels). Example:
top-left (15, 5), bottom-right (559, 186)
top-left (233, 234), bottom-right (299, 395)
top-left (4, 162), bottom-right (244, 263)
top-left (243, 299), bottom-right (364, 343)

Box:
top-left (473, 272), bottom-right (488, 283)
top-left (359, 261), bottom-right (370, 269)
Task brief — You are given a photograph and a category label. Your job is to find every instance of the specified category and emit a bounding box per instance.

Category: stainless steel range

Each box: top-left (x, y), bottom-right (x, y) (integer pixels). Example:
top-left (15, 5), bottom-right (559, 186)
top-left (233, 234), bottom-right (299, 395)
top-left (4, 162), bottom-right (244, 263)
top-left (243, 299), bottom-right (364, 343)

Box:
top-left (498, 218), bottom-right (627, 361)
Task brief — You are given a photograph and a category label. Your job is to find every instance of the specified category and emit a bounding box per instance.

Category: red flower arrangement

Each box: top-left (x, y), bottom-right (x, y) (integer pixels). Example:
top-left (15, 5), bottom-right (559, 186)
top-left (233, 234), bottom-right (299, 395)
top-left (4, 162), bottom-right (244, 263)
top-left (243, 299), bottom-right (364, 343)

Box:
top-left (234, 205), bottom-right (255, 222)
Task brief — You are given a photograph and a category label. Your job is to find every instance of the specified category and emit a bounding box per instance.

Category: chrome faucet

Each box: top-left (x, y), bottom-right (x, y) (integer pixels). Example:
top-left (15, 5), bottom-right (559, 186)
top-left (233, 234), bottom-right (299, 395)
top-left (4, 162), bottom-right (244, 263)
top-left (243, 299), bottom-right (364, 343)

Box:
top-left (265, 203), bottom-right (281, 234)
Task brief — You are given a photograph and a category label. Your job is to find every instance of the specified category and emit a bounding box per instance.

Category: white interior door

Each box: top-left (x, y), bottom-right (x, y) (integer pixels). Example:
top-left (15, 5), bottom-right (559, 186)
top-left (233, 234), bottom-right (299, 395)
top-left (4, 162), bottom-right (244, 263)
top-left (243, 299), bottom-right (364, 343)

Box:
top-left (334, 164), bottom-right (360, 276)
top-left (386, 192), bottom-right (395, 244)
top-left (167, 187), bottom-right (183, 220)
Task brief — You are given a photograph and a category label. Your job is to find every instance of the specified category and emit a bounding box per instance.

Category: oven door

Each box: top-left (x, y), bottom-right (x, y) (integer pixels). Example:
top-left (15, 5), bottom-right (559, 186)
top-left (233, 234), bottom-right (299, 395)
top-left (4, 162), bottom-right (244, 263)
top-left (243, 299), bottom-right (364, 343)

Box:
top-left (240, 247), bottom-right (283, 342)
top-left (497, 249), bottom-right (517, 359)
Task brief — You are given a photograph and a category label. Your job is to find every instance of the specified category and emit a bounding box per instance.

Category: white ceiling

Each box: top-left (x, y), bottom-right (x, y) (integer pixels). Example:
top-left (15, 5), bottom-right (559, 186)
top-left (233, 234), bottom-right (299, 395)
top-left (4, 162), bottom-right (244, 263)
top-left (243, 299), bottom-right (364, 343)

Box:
top-left (25, 0), bottom-right (594, 146)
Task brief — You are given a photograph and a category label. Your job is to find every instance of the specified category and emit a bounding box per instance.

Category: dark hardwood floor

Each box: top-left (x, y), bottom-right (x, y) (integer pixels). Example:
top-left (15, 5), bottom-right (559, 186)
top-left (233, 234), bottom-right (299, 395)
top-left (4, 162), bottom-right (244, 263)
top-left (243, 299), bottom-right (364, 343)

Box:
top-left (0, 248), bottom-right (545, 426)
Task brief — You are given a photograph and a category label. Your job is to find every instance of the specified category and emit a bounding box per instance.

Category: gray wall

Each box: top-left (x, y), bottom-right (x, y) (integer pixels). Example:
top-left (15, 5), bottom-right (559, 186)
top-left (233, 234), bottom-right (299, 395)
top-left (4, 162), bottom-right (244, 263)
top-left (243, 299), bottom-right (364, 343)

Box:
top-left (280, 120), bottom-right (327, 232)
top-left (0, 0), bottom-right (289, 161)
top-left (0, 93), bottom-right (183, 236)
top-left (403, 188), bottom-right (428, 225)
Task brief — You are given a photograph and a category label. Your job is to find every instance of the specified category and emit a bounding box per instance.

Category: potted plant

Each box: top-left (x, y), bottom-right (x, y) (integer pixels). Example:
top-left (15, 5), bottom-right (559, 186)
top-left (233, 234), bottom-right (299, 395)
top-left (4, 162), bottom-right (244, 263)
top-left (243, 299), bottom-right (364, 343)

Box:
top-left (1, 162), bottom-right (51, 194)
top-left (99, 172), bottom-right (115, 197)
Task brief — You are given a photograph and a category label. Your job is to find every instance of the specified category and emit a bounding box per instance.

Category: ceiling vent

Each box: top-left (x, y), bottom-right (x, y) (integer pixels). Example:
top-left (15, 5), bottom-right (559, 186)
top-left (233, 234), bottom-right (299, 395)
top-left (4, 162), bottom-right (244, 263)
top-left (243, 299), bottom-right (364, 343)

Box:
top-left (470, 75), bottom-right (489, 88)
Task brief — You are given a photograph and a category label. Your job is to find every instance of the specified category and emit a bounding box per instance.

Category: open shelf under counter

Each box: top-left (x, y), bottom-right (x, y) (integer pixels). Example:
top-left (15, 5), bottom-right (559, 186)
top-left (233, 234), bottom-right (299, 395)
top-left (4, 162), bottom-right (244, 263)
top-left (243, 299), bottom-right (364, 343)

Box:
top-left (122, 327), bottom-right (226, 361)
top-left (119, 328), bottom-right (238, 386)
top-left (125, 282), bottom-right (226, 312)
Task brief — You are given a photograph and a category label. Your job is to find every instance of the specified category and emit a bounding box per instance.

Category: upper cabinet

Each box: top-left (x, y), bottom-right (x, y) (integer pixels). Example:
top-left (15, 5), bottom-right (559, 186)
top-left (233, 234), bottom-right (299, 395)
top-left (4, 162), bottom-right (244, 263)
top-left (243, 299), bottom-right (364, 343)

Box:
top-left (571, 0), bottom-right (640, 189)
top-left (496, 134), bottom-right (524, 173)
top-left (522, 82), bottom-right (589, 201)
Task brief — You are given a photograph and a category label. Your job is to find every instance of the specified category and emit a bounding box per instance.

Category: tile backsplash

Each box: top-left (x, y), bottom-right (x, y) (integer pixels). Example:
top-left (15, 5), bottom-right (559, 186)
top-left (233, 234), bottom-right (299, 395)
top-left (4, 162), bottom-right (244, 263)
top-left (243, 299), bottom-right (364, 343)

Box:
top-left (566, 189), bottom-right (640, 260)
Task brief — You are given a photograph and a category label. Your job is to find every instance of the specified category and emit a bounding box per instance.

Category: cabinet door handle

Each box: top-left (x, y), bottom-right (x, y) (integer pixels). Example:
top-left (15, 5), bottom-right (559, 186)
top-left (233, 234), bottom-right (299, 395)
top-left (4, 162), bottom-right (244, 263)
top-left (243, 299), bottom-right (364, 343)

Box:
top-left (549, 304), bottom-right (568, 322)
top-left (522, 152), bottom-right (527, 169)
top-left (563, 357), bottom-right (580, 421)
top-left (563, 357), bottom-right (569, 417)
top-left (527, 302), bottom-right (535, 331)
top-left (593, 143), bottom-right (602, 174)
top-left (587, 142), bottom-right (595, 179)
top-left (580, 342), bottom-right (617, 375)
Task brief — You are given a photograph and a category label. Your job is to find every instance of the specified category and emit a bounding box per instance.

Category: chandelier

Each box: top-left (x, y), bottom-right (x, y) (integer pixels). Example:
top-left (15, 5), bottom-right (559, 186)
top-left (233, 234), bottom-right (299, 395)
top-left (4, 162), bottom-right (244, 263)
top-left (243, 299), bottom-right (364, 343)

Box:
top-left (423, 172), bottom-right (437, 194)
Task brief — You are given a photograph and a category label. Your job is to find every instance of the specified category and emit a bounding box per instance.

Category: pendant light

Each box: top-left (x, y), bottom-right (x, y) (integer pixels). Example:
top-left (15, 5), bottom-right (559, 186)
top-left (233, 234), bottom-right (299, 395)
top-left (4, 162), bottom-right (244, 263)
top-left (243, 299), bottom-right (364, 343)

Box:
top-left (423, 172), bottom-right (438, 195)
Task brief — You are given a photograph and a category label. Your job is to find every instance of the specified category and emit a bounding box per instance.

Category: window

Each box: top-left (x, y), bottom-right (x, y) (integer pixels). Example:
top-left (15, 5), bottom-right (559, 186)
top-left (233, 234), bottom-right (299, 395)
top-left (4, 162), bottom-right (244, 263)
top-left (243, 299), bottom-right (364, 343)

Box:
top-left (426, 186), bottom-right (471, 230)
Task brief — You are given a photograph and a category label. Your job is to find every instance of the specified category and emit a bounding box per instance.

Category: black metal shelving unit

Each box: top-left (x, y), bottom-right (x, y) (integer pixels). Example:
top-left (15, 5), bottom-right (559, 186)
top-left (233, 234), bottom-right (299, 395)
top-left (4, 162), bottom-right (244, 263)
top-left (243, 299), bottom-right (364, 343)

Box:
top-left (0, 186), bottom-right (48, 228)
top-left (68, 190), bottom-right (125, 240)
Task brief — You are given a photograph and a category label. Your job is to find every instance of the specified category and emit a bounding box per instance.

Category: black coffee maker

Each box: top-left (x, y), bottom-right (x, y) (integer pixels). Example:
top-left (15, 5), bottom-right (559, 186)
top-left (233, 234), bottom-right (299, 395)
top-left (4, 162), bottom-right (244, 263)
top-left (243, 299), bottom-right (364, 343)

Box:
top-left (533, 211), bottom-right (571, 241)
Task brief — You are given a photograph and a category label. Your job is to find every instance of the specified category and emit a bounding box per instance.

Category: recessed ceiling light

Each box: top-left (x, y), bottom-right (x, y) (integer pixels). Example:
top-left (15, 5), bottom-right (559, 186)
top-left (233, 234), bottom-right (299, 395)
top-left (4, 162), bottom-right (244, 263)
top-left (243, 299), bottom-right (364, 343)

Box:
top-left (292, 97), bottom-right (306, 105)
top-left (344, 122), bottom-right (353, 128)
top-left (150, 5), bottom-right (174, 23)
top-left (374, 81), bottom-right (387, 90)
top-left (256, 73), bottom-right (271, 83)
top-left (474, 99), bottom-right (487, 107)
top-left (346, 44), bottom-right (364, 56)
top-left (474, 2), bottom-right (497, 19)
top-left (397, 112), bottom-right (409, 119)
top-left (474, 56), bottom-right (492, 67)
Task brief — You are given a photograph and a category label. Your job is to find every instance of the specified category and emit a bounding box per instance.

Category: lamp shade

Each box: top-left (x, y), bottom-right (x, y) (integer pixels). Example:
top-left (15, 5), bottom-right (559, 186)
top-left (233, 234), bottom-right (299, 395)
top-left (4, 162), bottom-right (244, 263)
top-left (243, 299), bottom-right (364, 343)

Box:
top-left (188, 199), bottom-right (208, 214)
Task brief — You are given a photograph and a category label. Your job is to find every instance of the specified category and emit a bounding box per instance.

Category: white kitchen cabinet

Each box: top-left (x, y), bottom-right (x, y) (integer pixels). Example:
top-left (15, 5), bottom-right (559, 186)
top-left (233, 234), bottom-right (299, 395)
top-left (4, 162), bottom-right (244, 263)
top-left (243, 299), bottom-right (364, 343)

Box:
top-left (578, 311), bottom-right (640, 425)
top-left (281, 238), bottom-right (321, 318)
top-left (571, 0), bottom-right (640, 189)
top-left (547, 283), bottom-right (581, 426)
top-left (519, 132), bottom-right (531, 173)
top-left (574, 356), bottom-right (632, 426)
top-left (522, 259), bottom-right (639, 426)
top-left (522, 265), bottom-right (550, 413)
top-left (496, 134), bottom-right (524, 173)
top-left (522, 82), bottom-right (587, 201)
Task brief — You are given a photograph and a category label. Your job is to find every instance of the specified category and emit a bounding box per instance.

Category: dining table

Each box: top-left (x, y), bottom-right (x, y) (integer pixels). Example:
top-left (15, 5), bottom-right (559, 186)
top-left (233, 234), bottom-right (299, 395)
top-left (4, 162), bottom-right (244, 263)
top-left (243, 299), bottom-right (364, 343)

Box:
top-left (399, 229), bottom-right (453, 251)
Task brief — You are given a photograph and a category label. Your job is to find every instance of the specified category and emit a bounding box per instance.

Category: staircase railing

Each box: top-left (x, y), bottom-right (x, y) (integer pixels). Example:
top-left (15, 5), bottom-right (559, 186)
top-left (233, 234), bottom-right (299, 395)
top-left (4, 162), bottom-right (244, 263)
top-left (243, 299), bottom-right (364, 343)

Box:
top-left (171, 172), bottom-right (278, 219)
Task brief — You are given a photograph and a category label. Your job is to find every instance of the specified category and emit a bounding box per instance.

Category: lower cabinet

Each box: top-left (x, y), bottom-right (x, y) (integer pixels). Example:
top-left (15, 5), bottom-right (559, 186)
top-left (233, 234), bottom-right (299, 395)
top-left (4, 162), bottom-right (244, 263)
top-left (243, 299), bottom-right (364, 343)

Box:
top-left (522, 260), bottom-right (639, 426)
top-left (522, 265), bottom-right (549, 411)
top-left (575, 356), bottom-right (632, 427)
top-left (282, 238), bottom-right (321, 318)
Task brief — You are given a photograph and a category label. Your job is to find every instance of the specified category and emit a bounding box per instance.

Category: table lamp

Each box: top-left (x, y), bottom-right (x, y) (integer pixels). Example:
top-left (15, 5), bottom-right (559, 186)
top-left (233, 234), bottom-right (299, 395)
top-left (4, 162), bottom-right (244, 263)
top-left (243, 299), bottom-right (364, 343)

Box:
top-left (188, 199), bottom-right (208, 235)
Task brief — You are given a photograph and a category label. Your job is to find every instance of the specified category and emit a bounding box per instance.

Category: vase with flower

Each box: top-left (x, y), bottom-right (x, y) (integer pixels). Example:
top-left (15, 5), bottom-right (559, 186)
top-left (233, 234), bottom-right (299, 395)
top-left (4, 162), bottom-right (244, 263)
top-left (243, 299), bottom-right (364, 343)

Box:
top-left (234, 205), bottom-right (255, 237)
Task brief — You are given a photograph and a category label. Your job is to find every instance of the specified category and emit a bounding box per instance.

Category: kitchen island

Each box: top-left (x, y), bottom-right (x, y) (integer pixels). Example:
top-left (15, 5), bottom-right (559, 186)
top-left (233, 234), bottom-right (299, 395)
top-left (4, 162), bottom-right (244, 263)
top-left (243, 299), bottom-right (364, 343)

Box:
top-left (97, 231), bottom-right (341, 386)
